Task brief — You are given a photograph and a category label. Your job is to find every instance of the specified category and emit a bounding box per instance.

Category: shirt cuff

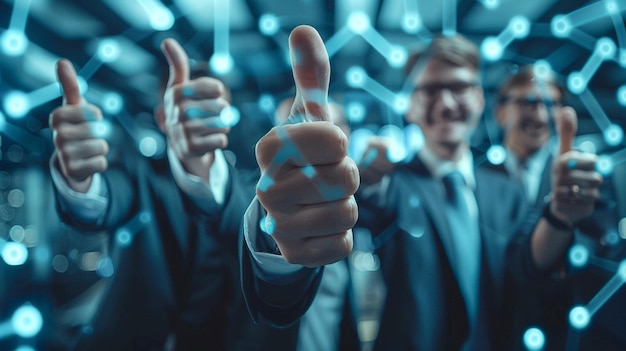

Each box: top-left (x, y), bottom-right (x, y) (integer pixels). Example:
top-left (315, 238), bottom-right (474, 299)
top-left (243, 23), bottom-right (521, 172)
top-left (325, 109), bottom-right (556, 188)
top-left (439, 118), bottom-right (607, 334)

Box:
top-left (244, 197), bottom-right (308, 281)
top-left (49, 157), bottom-right (108, 224)
top-left (168, 147), bottom-right (228, 212)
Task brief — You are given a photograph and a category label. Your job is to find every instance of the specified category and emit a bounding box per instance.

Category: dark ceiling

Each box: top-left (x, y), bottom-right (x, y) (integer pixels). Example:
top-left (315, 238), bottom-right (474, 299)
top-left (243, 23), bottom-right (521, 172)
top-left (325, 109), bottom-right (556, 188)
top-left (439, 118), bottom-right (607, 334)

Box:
top-left (1, 0), bottom-right (626, 167)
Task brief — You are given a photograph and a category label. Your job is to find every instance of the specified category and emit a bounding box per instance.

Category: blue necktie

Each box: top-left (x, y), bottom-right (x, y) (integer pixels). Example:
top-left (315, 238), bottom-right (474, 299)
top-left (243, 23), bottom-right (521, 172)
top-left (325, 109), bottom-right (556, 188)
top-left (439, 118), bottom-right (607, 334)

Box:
top-left (442, 171), bottom-right (481, 329)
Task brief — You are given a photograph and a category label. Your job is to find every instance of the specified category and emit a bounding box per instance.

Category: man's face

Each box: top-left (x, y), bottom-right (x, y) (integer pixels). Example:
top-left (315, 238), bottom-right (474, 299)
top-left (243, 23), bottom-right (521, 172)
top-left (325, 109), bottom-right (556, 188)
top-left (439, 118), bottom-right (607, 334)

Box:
top-left (496, 82), bottom-right (562, 155)
top-left (405, 59), bottom-right (484, 153)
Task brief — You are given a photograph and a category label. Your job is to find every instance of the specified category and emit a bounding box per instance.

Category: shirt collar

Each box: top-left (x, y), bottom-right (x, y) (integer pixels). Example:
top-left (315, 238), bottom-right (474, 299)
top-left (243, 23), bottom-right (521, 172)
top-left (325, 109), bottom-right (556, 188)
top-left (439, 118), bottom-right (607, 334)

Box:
top-left (419, 146), bottom-right (476, 188)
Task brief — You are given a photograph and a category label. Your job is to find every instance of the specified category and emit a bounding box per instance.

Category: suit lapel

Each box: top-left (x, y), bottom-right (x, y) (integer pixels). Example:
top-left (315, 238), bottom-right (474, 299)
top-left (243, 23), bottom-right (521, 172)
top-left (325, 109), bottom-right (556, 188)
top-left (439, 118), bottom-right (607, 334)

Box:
top-left (401, 159), bottom-right (460, 280)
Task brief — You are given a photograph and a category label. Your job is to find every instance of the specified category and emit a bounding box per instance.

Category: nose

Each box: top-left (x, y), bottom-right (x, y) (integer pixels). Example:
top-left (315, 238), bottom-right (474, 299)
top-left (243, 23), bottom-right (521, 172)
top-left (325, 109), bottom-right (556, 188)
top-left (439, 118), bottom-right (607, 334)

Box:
top-left (434, 88), bottom-right (459, 110)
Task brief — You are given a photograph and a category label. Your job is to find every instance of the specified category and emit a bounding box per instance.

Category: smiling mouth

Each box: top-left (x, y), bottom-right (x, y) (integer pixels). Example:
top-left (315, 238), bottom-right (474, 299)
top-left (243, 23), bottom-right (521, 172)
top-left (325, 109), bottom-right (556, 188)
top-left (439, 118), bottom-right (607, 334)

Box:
top-left (519, 117), bottom-right (548, 133)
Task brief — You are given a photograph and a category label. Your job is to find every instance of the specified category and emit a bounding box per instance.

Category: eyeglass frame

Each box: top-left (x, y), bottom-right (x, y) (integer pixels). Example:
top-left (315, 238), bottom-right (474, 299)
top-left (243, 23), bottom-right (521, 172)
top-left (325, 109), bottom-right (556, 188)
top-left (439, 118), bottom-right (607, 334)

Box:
top-left (411, 81), bottom-right (481, 102)
top-left (498, 95), bottom-right (562, 111)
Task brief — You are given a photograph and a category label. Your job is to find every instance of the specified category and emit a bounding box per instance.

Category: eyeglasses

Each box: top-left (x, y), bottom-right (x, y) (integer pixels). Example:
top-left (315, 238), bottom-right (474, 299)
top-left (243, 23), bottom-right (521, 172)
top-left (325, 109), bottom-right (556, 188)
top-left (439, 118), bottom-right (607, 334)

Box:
top-left (499, 96), bottom-right (562, 111)
top-left (413, 81), bottom-right (480, 101)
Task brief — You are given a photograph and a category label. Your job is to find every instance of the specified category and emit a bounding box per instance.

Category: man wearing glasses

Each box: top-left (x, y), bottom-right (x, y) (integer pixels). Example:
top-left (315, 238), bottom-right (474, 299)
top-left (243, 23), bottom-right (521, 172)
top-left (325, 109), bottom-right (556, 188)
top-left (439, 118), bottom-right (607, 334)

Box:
top-left (491, 65), bottom-right (625, 350)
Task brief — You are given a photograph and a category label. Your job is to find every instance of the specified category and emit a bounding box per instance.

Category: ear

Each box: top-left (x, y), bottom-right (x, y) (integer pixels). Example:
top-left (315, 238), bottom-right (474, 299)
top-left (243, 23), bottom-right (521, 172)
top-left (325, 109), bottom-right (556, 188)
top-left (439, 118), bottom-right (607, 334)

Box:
top-left (154, 103), bottom-right (166, 132)
top-left (494, 103), bottom-right (507, 127)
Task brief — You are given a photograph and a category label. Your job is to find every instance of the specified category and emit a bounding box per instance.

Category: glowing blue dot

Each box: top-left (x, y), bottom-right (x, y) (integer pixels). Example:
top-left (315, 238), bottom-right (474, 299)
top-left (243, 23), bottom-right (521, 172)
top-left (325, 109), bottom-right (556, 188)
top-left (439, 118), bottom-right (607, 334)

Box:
top-left (97, 38), bottom-right (121, 62)
top-left (139, 211), bottom-right (151, 223)
top-left (259, 14), bottom-right (279, 36)
top-left (567, 72), bottom-right (586, 94)
top-left (617, 86), bottom-right (626, 106)
top-left (604, 124), bottom-right (623, 146)
top-left (393, 95), bottom-right (409, 114)
top-left (481, 37), bottom-right (503, 61)
top-left (15, 346), bottom-right (36, 351)
top-left (346, 102), bottom-right (366, 123)
top-left (402, 14), bottom-right (421, 33)
top-left (11, 305), bottom-right (43, 338)
top-left (149, 8), bottom-right (175, 31)
top-left (481, 0), bottom-right (500, 9)
top-left (346, 66), bottom-right (367, 88)
top-left (0, 110), bottom-right (6, 130)
top-left (409, 195), bottom-right (420, 208)
top-left (91, 120), bottom-right (112, 138)
top-left (116, 229), bottom-right (132, 246)
top-left (596, 155), bottom-right (613, 176)
top-left (102, 92), bottom-right (123, 114)
top-left (551, 15), bottom-right (572, 38)
top-left (258, 94), bottom-right (275, 113)
top-left (569, 306), bottom-right (590, 329)
top-left (523, 327), bottom-right (545, 350)
top-left (348, 12), bottom-right (371, 34)
top-left (606, 0), bottom-right (619, 14)
top-left (569, 244), bottom-right (589, 267)
top-left (578, 140), bottom-right (597, 153)
top-left (533, 60), bottom-right (553, 81)
top-left (0, 29), bottom-right (28, 56)
top-left (619, 218), bottom-right (626, 239)
top-left (404, 124), bottom-right (424, 152)
top-left (510, 16), bottom-right (530, 39)
top-left (139, 136), bottom-right (158, 157)
top-left (619, 260), bottom-right (626, 280)
top-left (96, 257), bottom-right (114, 278)
top-left (596, 37), bottom-right (616, 59)
top-left (210, 53), bottom-right (234, 75)
top-left (3, 91), bottom-right (30, 118)
top-left (486, 145), bottom-right (506, 165)
top-left (2, 241), bottom-right (28, 266)
top-left (387, 143), bottom-right (407, 163)
top-left (620, 49), bottom-right (626, 68)
top-left (220, 106), bottom-right (240, 127)
top-left (263, 215), bottom-right (275, 235)
top-left (388, 46), bottom-right (408, 68)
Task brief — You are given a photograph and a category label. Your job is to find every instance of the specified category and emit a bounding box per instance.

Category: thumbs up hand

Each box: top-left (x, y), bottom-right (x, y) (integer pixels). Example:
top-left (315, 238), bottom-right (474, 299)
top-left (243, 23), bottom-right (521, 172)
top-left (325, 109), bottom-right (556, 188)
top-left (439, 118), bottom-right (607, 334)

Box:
top-left (160, 38), bottom-right (231, 182)
top-left (49, 59), bottom-right (109, 193)
top-left (550, 106), bottom-right (602, 225)
top-left (254, 25), bottom-right (360, 267)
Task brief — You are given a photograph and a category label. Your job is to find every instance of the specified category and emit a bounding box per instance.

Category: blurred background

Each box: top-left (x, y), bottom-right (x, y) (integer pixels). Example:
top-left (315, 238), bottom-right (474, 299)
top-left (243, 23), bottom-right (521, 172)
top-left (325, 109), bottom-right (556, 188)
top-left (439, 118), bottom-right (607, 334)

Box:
top-left (0, 0), bottom-right (625, 350)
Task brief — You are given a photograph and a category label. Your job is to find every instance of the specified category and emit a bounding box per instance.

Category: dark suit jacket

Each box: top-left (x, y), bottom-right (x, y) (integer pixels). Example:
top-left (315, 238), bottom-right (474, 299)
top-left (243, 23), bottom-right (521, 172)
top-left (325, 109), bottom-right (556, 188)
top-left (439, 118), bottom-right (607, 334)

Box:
top-left (240, 197), bottom-right (361, 351)
top-left (487, 153), bottom-right (626, 351)
top-left (240, 152), bottom-right (542, 351)
top-left (52, 145), bottom-right (296, 351)
top-left (354, 155), bottom-right (536, 351)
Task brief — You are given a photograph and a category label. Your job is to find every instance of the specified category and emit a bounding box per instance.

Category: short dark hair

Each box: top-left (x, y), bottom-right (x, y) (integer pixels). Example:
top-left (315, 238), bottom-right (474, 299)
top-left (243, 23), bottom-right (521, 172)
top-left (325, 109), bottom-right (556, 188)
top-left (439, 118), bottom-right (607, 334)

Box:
top-left (496, 64), bottom-right (566, 104)
top-left (404, 34), bottom-right (481, 76)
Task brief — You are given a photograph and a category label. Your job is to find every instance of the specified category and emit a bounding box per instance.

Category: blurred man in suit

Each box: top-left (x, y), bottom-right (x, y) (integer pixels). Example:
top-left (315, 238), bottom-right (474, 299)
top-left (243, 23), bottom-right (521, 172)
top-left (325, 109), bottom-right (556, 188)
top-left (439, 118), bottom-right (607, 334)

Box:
top-left (241, 26), bottom-right (604, 351)
top-left (48, 38), bottom-right (296, 350)
top-left (492, 64), bottom-right (626, 350)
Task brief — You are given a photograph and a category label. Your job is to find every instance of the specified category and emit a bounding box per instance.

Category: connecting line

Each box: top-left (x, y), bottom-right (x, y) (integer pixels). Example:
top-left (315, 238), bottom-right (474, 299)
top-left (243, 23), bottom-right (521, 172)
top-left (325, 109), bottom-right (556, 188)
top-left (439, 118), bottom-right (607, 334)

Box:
top-left (326, 26), bottom-right (356, 58)
top-left (588, 255), bottom-right (621, 274)
top-left (610, 147), bottom-right (626, 166)
top-left (586, 264), bottom-right (626, 316)
top-left (114, 211), bottom-right (152, 247)
top-left (442, 0), bottom-right (457, 36)
top-left (26, 82), bottom-right (62, 111)
top-left (578, 89), bottom-right (613, 131)
top-left (0, 119), bottom-right (45, 155)
top-left (566, 0), bottom-right (616, 28)
top-left (77, 55), bottom-right (105, 81)
top-left (8, 0), bottom-right (31, 32)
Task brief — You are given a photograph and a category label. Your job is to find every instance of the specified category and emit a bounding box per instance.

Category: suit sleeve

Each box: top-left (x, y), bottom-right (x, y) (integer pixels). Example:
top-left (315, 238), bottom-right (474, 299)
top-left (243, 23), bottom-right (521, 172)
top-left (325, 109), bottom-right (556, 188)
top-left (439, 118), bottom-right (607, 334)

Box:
top-left (239, 196), bottom-right (323, 328)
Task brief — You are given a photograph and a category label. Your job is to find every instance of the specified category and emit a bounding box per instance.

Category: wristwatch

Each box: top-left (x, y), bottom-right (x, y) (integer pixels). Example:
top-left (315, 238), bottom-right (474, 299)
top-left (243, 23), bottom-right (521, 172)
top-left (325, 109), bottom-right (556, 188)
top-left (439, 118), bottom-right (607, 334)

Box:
top-left (541, 202), bottom-right (575, 231)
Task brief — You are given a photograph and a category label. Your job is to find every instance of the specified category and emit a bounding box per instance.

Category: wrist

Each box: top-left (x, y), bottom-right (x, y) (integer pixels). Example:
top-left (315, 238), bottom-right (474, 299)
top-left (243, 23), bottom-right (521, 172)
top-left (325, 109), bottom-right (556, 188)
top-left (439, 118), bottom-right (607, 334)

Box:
top-left (542, 202), bottom-right (575, 232)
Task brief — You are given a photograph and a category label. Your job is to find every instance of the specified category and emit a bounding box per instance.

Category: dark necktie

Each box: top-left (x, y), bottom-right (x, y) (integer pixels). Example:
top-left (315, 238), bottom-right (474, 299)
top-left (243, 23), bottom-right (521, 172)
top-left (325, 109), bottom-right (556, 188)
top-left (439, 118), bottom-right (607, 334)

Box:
top-left (442, 171), bottom-right (481, 329)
